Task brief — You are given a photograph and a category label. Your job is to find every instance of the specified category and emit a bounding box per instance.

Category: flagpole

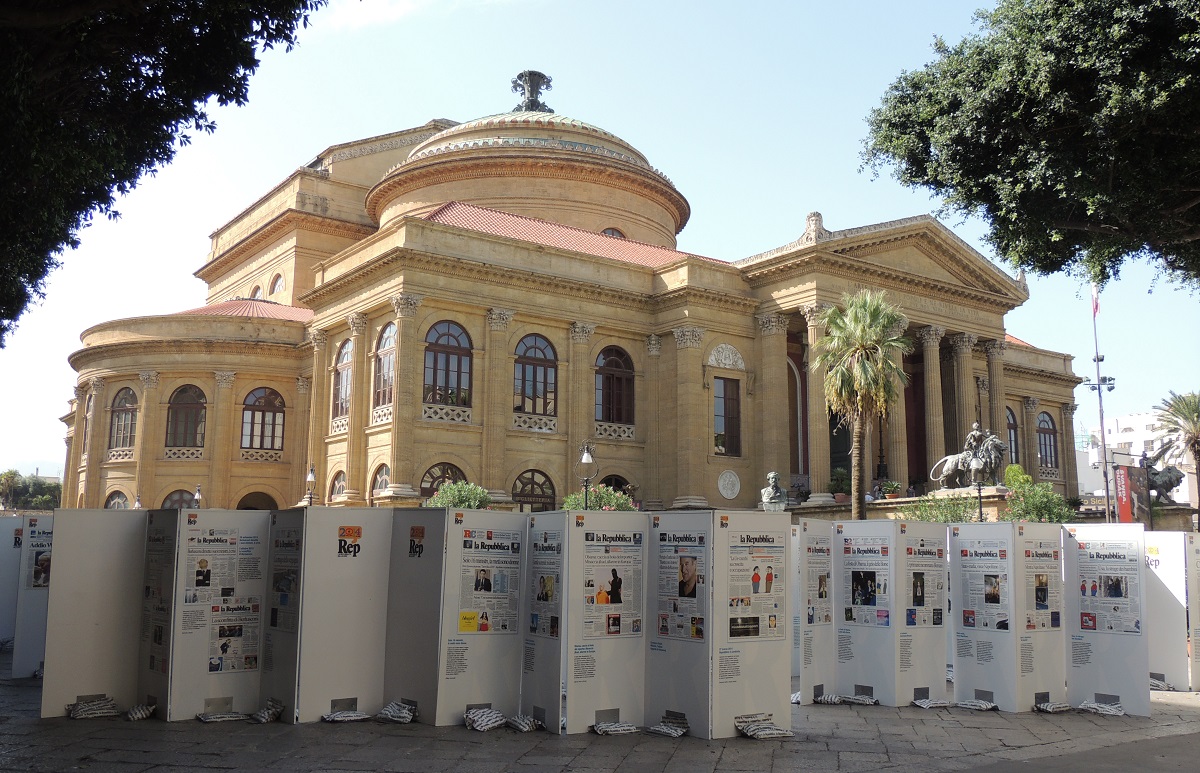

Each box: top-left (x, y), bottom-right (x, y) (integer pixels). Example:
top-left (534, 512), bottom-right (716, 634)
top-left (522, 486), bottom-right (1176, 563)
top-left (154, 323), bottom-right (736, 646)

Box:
top-left (1091, 284), bottom-right (1114, 523)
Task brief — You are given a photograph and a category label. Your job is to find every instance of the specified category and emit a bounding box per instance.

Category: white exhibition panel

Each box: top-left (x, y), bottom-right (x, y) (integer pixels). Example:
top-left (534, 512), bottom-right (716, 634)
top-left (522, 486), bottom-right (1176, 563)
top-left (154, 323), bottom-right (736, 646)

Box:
top-left (1188, 534), bottom-right (1200, 691)
top-left (12, 513), bottom-right (53, 678)
top-left (0, 515), bottom-right (23, 641)
top-left (832, 520), bottom-right (947, 706)
top-left (791, 519), bottom-right (833, 703)
top-left (259, 509), bottom-right (303, 720)
top-left (950, 522), bottom-right (1066, 712)
top-left (521, 511), bottom-right (647, 734)
top-left (139, 509), bottom-right (271, 720)
top-left (1063, 523), bottom-right (1150, 716)
top-left (40, 509), bottom-right (146, 716)
top-left (1144, 531), bottom-right (1189, 690)
top-left (385, 508), bottom-right (526, 726)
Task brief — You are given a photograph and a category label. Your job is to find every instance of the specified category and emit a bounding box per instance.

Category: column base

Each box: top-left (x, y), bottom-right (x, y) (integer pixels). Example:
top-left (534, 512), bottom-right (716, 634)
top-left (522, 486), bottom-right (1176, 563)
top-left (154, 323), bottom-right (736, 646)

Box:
top-left (802, 493), bottom-right (837, 506)
top-left (669, 495), bottom-right (710, 509)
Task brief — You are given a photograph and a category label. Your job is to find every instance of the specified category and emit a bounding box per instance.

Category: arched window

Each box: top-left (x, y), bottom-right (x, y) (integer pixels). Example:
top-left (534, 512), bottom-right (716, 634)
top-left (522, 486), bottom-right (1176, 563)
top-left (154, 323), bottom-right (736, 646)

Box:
top-left (1006, 407), bottom-right (1020, 466)
top-left (241, 387), bottom-right (285, 450)
top-left (514, 334), bottom-right (557, 417)
top-left (600, 474), bottom-right (629, 493)
top-left (513, 469), bottom-right (556, 512)
top-left (166, 385), bottom-right (207, 448)
top-left (601, 227), bottom-right (625, 238)
top-left (332, 339), bottom-right (353, 420)
top-left (424, 321), bottom-right (473, 406)
top-left (82, 392), bottom-right (93, 448)
top-left (108, 387), bottom-right (138, 449)
top-left (595, 346), bottom-right (635, 425)
top-left (371, 465), bottom-right (391, 500)
top-left (330, 471), bottom-right (347, 498)
top-left (250, 286), bottom-right (263, 300)
top-left (374, 323), bottom-right (396, 409)
top-left (269, 274), bottom-right (284, 295)
top-left (420, 462), bottom-right (466, 498)
top-left (162, 489), bottom-right (194, 509)
top-left (104, 491), bottom-right (129, 509)
top-left (1037, 411), bottom-right (1059, 469)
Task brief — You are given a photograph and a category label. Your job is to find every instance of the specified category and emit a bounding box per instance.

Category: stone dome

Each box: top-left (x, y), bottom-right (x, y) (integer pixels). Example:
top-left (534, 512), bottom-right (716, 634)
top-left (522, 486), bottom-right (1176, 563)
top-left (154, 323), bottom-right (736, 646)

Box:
top-left (365, 108), bottom-right (690, 248)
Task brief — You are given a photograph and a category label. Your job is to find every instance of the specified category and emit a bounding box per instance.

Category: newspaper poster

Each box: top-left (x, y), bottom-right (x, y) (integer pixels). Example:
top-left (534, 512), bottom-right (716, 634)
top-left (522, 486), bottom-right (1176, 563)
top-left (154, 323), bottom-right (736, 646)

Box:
top-left (804, 527), bottom-right (832, 627)
top-left (1021, 538), bottom-right (1061, 631)
top-left (1075, 538), bottom-right (1142, 635)
top-left (958, 538), bottom-right (1010, 631)
top-left (142, 516), bottom-right (174, 675)
top-left (268, 527), bottom-right (301, 634)
top-left (582, 529), bottom-right (643, 639)
top-left (840, 531), bottom-right (891, 627)
top-left (728, 530), bottom-right (786, 640)
top-left (22, 517), bottom-right (51, 589)
top-left (529, 525), bottom-right (563, 638)
top-left (903, 537), bottom-right (945, 628)
top-left (209, 596), bottom-right (262, 672)
top-left (458, 527), bottom-right (521, 634)
top-left (185, 526), bottom-right (239, 604)
top-left (656, 528), bottom-right (706, 641)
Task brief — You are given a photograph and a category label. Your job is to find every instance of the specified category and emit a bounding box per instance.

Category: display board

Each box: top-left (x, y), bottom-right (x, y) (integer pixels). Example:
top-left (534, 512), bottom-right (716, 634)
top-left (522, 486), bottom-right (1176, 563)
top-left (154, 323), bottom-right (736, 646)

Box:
top-left (1189, 534), bottom-right (1200, 691)
top-left (384, 508), bottom-right (527, 726)
top-left (12, 513), bottom-right (54, 678)
top-left (520, 511), bottom-right (646, 734)
top-left (1143, 531), bottom-right (1189, 690)
top-left (138, 509), bottom-right (271, 720)
top-left (950, 522), bottom-right (1066, 712)
top-left (832, 520), bottom-right (946, 706)
top-left (1063, 523), bottom-right (1150, 715)
top-left (0, 515), bottom-right (23, 642)
top-left (791, 519), bottom-right (833, 703)
top-left (40, 509), bottom-right (147, 716)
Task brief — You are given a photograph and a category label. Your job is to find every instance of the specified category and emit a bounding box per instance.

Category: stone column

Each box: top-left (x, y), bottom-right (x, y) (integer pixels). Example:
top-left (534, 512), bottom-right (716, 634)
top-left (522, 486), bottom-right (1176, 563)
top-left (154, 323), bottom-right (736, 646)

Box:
top-left (133, 371), bottom-right (160, 506)
top-left (568, 322), bottom-right (596, 476)
top-left (917, 326), bottom-right (946, 480)
top-left (975, 376), bottom-right (990, 429)
top-left (306, 330), bottom-right (329, 503)
top-left (63, 386), bottom-right (88, 507)
top-left (884, 323), bottom-right (910, 490)
top-left (209, 371), bottom-right (236, 508)
top-left (643, 334), bottom-right (663, 510)
top-left (82, 377), bottom-right (107, 508)
top-left (482, 308), bottom-right (514, 501)
top-left (388, 294), bottom-right (423, 499)
top-left (344, 312), bottom-right (369, 501)
top-left (984, 340), bottom-right (1008, 435)
top-left (950, 333), bottom-right (978, 449)
top-left (800, 304), bottom-right (833, 504)
top-left (671, 325), bottom-right (708, 509)
top-left (291, 376), bottom-right (312, 505)
top-left (756, 313), bottom-right (790, 487)
top-left (1023, 397), bottom-right (1041, 482)
top-left (1061, 402), bottom-right (1079, 493)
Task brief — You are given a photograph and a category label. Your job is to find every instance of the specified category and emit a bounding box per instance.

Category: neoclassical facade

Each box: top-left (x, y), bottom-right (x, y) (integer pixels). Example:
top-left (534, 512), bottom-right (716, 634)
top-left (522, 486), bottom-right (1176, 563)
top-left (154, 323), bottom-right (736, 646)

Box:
top-left (62, 74), bottom-right (1081, 512)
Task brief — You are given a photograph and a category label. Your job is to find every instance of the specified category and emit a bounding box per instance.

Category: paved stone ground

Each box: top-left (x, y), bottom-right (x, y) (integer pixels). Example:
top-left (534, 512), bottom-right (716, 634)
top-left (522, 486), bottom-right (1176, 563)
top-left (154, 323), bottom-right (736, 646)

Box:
top-left (2, 662), bottom-right (1198, 772)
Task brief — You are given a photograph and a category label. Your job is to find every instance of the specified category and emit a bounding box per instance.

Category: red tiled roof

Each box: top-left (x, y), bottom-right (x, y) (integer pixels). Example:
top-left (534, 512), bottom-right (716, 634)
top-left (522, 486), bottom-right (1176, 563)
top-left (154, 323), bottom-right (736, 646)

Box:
top-left (175, 298), bottom-right (314, 322)
top-left (423, 201), bottom-right (718, 269)
top-left (1004, 333), bottom-right (1032, 347)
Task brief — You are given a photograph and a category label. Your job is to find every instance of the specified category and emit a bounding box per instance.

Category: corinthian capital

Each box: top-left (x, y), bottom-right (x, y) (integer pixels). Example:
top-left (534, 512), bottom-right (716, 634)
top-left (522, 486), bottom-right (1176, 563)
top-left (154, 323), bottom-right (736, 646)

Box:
top-left (348, 312), bottom-right (368, 336)
top-left (570, 322), bottom-right (596, 344)
top-left (214, 371), bottom-right (236, 389)
top-left (916, 326), bottom-right (945, 347)
top-left (391, 293), bottom-right (423, 318)
top-left (798, 302), bottom-right (832, 327)
top-left (983, 339), bottom-right (1008, 359)
top-left (672, 325), bottom-right (705, 349)
top-left (90, 377), bottom-right (106, 395)
top-left (646, 334), bottom-right (662, 356)
top-left (756, 312), bottom-right (789, 336)
top-left (309, 328), bottom-right (328, 350)
top-left (1062, 402), bottom-right (1077, 419)
top-left (975, 376), bottom-right (990, 394)
top-left (139, 371), bottom-right (160, 390)
top-left (487, 308), bottom-right (514, 330)
top-left (1023, 396), bottom-right (1040, 414)
top-left (949, 333), bottom-right (978, 354)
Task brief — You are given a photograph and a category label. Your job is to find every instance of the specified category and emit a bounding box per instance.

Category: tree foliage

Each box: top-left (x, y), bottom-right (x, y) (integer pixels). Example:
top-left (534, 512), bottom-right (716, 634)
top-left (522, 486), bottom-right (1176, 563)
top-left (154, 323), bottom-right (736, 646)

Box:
top-left (864, 0), bottom-right (1200, 286)
top-left (426, 481), bottom-right (492, 510)
top-left (1000, 481), bottom-right (1075, 523)
top-left (0, 470), bottom-right (61, 511)
top-left (1154, 390), bottom-right (1200, 478)
top-left (813, 290), bottom-right (912, 520)
top-left (901, 493), bottom-right (976, 523)
top-left (562, 484), bottom-right (637, 511)
top-left (0, 0), bottom-right (327, 346)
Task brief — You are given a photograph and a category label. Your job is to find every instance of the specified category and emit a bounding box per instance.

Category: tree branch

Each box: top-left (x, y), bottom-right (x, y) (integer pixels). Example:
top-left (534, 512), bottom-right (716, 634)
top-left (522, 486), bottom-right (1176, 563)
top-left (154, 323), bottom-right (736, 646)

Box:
top-left (0, 0), bottom-right (156, 30)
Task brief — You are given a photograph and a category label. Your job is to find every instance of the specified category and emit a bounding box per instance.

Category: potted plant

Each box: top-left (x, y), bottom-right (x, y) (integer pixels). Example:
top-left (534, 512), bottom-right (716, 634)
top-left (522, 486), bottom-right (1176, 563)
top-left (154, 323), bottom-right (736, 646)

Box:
top-left (829, 468), bottom-right (851, 503)
top-left (881, 480), bottom-right (902, 499)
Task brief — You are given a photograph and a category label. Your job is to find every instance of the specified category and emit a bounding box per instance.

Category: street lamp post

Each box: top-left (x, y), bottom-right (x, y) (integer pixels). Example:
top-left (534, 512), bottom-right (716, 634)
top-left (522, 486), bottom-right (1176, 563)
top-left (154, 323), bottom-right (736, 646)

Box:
top-left (976, 480), bottom-right (985, 522)
top-left (306, 465), bottom-right (316, 506)
top-left (574, 441), bottom-right (599, 510)
top-left (133, 492), bottom-right (142, 509)
top-left (1083, 370), bottom-right (1116, 523)
top-left (193, 484), bottom-right (202, 509)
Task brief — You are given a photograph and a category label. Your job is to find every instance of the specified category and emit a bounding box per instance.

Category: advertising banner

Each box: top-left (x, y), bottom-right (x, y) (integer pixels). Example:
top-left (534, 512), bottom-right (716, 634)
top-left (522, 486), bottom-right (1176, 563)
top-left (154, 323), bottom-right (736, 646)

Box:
top-left (1114, 465), bottom-right (1151, 525)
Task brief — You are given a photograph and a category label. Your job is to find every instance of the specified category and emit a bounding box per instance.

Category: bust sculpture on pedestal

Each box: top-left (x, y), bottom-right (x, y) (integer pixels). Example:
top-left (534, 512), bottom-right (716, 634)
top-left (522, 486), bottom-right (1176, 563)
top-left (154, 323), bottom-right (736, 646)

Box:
top-left (761, 471), bottom-right (788, 511)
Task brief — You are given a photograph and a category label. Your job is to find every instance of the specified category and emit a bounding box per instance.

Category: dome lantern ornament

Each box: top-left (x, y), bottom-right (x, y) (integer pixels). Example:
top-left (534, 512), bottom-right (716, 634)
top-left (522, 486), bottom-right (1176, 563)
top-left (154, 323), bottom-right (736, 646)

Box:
top-left (512, 70), bottom-right (553, 113)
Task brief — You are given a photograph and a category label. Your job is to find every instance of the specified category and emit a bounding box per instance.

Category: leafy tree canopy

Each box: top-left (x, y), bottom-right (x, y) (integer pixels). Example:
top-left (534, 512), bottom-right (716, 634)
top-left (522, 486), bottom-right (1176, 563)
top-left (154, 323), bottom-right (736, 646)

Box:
top-left (426, 481), bottom-right (492, 510)
top-left (0, 0), bottom-right (327, 347)
top-left (0, 470), bottom-right (61, 511)
top-left (864, 0), bottom-right (1200, 287)
top-left (562, 484), bottom-right (637, 511)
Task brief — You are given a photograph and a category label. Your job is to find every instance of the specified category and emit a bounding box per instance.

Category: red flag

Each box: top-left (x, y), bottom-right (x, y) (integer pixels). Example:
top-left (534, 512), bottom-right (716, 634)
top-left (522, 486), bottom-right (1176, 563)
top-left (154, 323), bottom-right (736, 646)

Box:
top-left (1091, 283), bottom-right (1099, 317)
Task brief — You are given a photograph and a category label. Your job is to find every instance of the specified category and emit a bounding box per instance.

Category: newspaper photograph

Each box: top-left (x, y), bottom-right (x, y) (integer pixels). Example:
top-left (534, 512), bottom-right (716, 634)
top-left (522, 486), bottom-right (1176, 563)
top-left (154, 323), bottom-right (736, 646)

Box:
top-left (804, 529), bottom-right (832, 627)
top-left (458, 527), bottom-right (521, 634)
top-left (1075, 538), bottom-right (1142, 635)
top-left (958, 538), bottom-right (1010, 631)
top-left (529, 526), bottom-right (563, 639)
top-left (208, 596), bottom-right (262, 672)
top-left (582, 529), bottom-right (643, 639)
top-left (903, 537), bottom-right (945, 628)
top-left (727, 530), bottom-right (786, 640)
top-left (23, 517), bottom-right (52, 590)
top-left (656, 529), bottom-right (706, 641)
top-left (1021, 537), bottom-right (1062, 631)
top-left (840, 532), bottom-right (891, 627)
top-left (268, 526), bottom-right (301, 634)
top-left (186, 527), bottom-right (239, 604)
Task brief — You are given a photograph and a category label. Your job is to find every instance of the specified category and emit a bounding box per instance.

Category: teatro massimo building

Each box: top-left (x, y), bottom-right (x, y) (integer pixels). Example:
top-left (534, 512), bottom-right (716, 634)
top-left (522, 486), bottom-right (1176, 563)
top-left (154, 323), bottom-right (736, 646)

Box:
top-left (60, 73), bottom-right (1081, 512)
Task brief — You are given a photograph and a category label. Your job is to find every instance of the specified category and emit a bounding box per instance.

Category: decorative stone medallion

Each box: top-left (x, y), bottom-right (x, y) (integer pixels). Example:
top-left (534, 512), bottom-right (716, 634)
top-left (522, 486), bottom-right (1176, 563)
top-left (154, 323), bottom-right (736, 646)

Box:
top-left (717, 470), bottom-right (741, 500)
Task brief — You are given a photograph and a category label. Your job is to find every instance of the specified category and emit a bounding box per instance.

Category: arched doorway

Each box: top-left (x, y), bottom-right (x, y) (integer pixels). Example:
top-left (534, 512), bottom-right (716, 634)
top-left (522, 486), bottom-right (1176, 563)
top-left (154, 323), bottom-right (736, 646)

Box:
top-left (237, 492), bottom-right (278, 510)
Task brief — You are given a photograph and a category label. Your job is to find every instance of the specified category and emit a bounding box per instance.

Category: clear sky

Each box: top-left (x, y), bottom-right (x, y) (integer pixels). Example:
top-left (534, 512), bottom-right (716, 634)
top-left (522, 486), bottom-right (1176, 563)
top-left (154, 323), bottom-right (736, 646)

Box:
top-left (1, 0), bottom-right (1196, 477)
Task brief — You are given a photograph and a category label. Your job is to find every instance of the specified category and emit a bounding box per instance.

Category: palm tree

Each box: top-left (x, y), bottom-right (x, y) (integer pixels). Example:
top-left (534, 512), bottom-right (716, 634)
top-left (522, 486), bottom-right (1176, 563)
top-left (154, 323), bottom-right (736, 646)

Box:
top-left (1154, 391), bottom-right (1200, 496)
top-left (813, 290), bottom-right (912, 519)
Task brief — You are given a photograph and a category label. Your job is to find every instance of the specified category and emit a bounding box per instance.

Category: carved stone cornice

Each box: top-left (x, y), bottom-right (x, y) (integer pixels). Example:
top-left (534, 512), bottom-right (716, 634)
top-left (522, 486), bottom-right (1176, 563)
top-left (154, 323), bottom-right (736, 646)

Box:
top-left (327, 123), bottom-right (453, 163)
top-left (214, 371), bottom-right (237, 389)
top-left (309, 329), bottom-right (328, 350)
top-left (570, 322), bottom-right (596, 344)
top-left (1003, 363), bottom-right (1085, 389)
top-left (949, 333), bottom-right (978, 355)
top-left (672, 325), bottom-right (705, 349)
top-left (975, 376), bottom-right (990, 394)
top-left (755, 313), bottom-right (789, 336)
top-left (646, 334), bottom-right (662, 356)
top-left (487, 308), bottom-right (514, 331)
top-left (297, 376), bottom-right (311, 395)
top-left (984, 340), bottom-right (1008, 359)
top-left (138, 371), bottom-right (160, 390)
top-left (650, 285), bottom-right (760, 317)
top-left (348, 312), bottom-right (368, 336)
top-left (391, 293), bottom-right (424, 318)
top-left (1023, 396), bottom-right (1040, 414)
top-left (916, 325), bottom-right (945, 347)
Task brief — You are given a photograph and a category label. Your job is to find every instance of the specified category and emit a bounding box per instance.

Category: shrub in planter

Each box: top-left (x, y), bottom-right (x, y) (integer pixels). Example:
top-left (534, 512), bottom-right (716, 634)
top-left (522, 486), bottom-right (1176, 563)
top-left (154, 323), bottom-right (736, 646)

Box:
top-left (562, 484), bottom-right (636, 511)
top-left (427, 481), bottom-right (491, 509)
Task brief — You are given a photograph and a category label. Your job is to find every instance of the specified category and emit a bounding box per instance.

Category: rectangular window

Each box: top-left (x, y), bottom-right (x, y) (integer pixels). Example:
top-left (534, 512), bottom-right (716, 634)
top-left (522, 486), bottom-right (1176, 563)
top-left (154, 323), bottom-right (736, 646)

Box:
top-left (714, 377), bottom-right (741, 457)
